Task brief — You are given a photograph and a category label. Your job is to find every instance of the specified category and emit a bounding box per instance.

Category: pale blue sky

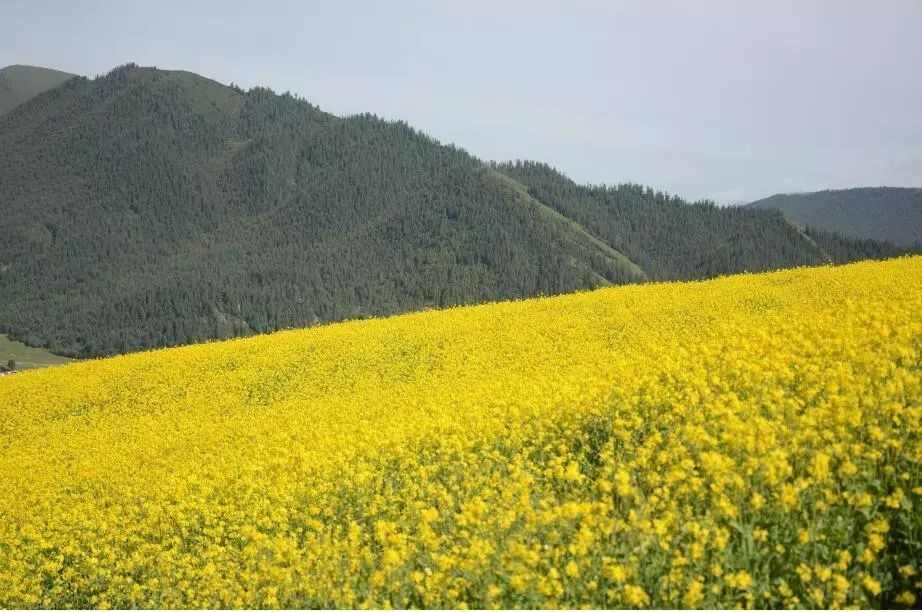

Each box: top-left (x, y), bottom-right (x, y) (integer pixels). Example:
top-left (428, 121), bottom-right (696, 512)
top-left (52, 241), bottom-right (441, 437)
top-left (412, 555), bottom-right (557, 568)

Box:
top-left (2, 0), bottom-right (920, 203)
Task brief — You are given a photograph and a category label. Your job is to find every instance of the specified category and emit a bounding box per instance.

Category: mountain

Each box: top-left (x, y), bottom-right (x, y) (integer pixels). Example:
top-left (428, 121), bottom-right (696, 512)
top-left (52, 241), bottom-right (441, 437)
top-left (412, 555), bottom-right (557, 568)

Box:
top-left (0, 64), bottom-right (76, 116)
top-left (496, 162), bottom-right (839, 281)
top-left (0, 63), bottom-right (911, 358)
top-left (747, 187), bottom-right (922, 247)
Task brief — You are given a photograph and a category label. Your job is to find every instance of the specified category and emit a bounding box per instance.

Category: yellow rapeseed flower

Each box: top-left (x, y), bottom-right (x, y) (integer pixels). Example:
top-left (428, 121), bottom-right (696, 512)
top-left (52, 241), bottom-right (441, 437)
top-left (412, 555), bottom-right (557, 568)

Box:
top-left (0, 257), bottom-right (919, 608)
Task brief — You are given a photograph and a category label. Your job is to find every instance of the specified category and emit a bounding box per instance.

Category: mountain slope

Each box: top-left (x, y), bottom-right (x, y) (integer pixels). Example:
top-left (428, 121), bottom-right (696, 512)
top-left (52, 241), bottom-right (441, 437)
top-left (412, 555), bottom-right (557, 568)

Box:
top-left (493, 161), bottom-right (909, 281)
top-left (0, 63), bottom-right (910, 358)
top-left (747, 187), bottom-right (922, 247)
top-left (0, 64), bottom-right (641, 356)
top-left (485, 169), bottom-right (648, 282)
top-left (0, 64), bottom-right (76, 116)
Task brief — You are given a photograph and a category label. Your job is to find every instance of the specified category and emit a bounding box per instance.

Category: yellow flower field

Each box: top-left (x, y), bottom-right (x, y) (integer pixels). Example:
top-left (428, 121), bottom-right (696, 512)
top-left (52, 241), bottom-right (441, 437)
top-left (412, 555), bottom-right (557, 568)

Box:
top-left (1, 257), bottom-right (920, 608)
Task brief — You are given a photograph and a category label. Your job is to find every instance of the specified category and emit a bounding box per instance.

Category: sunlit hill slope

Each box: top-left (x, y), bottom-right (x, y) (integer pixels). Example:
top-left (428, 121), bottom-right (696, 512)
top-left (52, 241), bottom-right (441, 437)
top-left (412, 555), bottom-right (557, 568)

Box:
top-left (1, 257), bottom-right (920, 608)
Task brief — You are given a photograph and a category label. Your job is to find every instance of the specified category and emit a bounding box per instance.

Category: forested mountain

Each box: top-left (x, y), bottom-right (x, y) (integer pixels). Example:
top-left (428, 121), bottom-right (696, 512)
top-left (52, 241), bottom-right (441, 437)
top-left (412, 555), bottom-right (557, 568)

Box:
top-left (0, 64), bottom-right (75, 116)
top-left (496, 162), bottom-right (910, 280)
top-left (747, 187), bottom-right (922, 247)
top-left (0, 64), bottom-right (912, 358)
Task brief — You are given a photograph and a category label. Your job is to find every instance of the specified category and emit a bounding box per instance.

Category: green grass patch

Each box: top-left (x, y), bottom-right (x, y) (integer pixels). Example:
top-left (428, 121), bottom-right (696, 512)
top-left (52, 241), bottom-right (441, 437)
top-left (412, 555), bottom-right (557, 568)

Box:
top-left (0, 334), bottom-right (72, 370)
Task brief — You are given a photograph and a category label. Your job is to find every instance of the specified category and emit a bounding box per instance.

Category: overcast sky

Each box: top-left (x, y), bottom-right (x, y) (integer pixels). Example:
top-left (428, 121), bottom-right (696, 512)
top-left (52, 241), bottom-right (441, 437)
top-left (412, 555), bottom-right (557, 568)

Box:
top-left (2, 0), bottom-right (920, 203)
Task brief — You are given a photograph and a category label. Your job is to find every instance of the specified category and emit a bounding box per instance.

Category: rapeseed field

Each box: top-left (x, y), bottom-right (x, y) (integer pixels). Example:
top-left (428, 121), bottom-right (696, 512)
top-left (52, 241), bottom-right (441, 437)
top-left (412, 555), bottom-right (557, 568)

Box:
top-left (1, 257), bottom-right (920, 609)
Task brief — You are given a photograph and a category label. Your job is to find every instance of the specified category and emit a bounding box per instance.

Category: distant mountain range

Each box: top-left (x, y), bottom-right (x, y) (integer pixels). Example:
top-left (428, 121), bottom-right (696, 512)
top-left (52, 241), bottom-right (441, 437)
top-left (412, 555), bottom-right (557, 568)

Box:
top-left (747, 187), bottom-right (922, 247)
top-left (0, 64), bottom-right (75, 116)
top-left (0, 63), bottom-right (914, 357)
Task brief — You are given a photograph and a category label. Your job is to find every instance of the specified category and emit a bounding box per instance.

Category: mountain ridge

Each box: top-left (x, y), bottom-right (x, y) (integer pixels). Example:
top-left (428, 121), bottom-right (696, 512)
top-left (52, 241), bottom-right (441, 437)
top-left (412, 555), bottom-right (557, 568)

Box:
top-left (0, 63), bottom-right (912, 358)
top-left (0, 64), bottom-right (76, 116)
top-left (747, 187), bottom-right (922, 247)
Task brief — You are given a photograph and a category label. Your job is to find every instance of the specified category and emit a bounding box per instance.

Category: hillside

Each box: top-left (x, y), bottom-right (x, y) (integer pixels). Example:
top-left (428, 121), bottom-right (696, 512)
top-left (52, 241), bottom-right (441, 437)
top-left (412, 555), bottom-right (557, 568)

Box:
top-left (1, 257), bottom-right (920, 608)
top-left (0, 64), bottom-right (76, 116)
top-left (747, 187), bottom-right (922, 247)
top-left (0, 63), bottom-right (910, 358)
top-left (494, 162), bottom-right (910, 281)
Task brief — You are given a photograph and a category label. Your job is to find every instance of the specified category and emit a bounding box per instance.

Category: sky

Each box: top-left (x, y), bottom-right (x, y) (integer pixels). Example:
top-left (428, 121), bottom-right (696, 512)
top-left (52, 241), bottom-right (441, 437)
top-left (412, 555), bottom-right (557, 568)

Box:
top-left (2, 0), bottom-right (921, 203)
